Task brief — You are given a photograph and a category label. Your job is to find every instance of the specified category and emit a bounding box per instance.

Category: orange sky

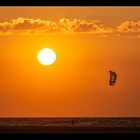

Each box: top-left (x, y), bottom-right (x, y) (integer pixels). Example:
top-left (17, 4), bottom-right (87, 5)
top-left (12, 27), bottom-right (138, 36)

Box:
top-left (0, 7), bottom-right (140, 117)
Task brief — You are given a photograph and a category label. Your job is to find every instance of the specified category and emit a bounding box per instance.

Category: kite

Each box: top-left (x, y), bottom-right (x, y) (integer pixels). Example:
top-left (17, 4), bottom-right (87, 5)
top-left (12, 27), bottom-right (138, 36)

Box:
top-left (109, 71), bottom-right (117, 86)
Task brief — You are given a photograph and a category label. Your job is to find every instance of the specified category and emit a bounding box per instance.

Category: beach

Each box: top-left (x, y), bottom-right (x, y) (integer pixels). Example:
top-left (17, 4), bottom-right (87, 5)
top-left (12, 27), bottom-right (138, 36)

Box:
top-left (0, 118), bottom-right (140, 133)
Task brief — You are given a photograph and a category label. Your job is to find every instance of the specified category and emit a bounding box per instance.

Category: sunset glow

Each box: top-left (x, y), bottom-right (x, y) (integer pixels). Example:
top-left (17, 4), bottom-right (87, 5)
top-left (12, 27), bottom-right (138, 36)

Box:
top-left (0, 7), bottom-right (140, 117)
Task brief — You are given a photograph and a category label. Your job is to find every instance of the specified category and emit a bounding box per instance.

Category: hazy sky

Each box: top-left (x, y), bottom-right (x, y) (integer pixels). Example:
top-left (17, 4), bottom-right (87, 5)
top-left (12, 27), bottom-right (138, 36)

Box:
top-left (0, 7), bottom-right (140, 24)
top-left (0, 7), bottom-right (140, 117)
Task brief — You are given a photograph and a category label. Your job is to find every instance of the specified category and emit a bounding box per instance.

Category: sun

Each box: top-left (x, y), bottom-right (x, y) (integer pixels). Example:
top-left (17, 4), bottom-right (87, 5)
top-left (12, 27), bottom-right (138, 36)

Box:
top-left (37, 48), bottom-right (56, 66)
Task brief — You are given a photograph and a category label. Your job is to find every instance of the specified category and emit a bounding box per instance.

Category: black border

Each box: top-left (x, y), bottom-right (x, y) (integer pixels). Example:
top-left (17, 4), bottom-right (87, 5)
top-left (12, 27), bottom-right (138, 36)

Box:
top-left (0, 0), bottom-right (140, 137)
top-left (0, 0), bottom-right (140, 6)
top-left (0, 133), bottom-right (140, 139)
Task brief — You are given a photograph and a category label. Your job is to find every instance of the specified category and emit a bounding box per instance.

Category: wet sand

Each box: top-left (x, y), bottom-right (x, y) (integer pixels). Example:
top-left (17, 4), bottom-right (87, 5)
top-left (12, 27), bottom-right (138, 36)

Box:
top-left (0, 126), bottom-right (140, 133)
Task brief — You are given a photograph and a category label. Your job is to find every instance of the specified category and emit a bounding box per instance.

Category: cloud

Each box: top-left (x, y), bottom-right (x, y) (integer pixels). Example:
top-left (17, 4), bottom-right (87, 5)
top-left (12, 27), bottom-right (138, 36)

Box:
top-left (59, 18), bottom-right (113, 33)
top-left (0, 17), bottom-right (59, 34)
top-left (0, 17), bottom-right (140, 37)
top-left (114, 20), bottom-right (140, 38)
top-left (116, 20), bottom-right (140, 32)
top-left (0, 17), bottom-right (113, 35)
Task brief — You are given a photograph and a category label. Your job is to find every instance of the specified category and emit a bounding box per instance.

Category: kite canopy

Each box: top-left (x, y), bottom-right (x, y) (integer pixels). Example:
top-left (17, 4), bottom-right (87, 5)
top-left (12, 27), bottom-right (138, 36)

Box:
top-left (109, 71), bottom-right (117, 86)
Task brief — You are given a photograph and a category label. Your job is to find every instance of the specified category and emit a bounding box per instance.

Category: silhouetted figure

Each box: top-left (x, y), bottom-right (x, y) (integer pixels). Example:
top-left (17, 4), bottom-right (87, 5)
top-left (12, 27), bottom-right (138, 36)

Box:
top-left (71, 120), bottom-right (74, 125)
top-left (109, 71), bottom-right (117, 86)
